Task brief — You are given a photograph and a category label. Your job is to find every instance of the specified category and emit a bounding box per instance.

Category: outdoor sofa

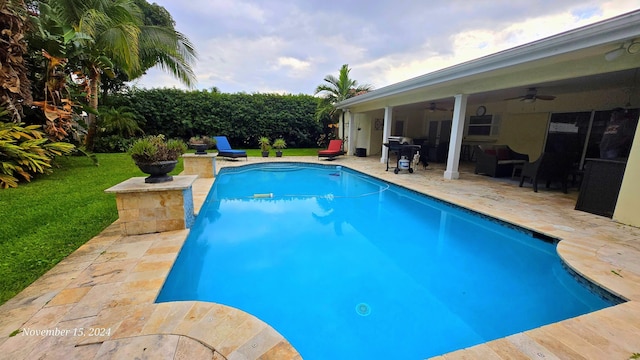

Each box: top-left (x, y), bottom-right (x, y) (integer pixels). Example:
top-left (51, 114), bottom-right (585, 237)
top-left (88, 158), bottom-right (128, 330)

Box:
top-left (474, 144), bottom-right (529, 177)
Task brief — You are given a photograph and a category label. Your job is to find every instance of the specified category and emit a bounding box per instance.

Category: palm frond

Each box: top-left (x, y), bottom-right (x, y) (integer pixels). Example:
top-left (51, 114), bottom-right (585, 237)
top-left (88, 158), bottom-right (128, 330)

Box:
top-left (99, 24), bottom-right (141, 74)
top-left (135, 25), bottom-right (197, 87)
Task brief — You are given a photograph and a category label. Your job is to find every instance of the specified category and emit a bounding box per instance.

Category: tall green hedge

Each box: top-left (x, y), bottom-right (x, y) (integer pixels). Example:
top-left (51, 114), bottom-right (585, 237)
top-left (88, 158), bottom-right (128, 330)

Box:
top-left (108, 89), bottom-right (323, 148)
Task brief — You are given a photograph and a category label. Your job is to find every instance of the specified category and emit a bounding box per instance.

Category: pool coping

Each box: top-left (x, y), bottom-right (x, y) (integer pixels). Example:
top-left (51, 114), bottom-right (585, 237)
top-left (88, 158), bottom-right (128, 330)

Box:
top-left (1, 156), bottom-right (639, 359)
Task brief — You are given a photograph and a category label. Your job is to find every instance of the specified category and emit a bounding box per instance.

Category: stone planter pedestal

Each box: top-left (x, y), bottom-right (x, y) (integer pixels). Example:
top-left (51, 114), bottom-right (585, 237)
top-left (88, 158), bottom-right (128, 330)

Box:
top-left (182, 153), bottom-right (217, 178)
top-left (105, 175), bottom-right (197, 236)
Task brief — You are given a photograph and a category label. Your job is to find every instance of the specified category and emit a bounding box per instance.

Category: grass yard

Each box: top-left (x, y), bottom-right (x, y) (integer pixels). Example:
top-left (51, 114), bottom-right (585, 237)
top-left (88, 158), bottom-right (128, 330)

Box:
top-left (0, 153), bottom-right (182, 305)
top-left (242, 148), bottom-right (319, 157)
top-left (0, 149), bottom-right (320, 305)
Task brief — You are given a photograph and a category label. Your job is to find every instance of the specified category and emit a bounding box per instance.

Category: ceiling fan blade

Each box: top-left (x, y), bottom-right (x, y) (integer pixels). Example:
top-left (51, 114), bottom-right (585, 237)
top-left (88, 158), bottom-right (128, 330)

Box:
top-left (428, 102), bottom-right (450, 111)
top-left (536, 95), bottom-right (556, 100)
top-left (504, 96), bottom-right (524, 101)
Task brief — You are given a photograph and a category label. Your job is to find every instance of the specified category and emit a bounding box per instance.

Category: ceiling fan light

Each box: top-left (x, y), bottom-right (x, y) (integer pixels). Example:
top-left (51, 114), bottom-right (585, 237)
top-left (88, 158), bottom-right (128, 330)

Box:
top-left (522, 97), bottom-right (536, 103)
top-left (605, 47), bottom-right (625, 61)
top-left (627, 41), bottom-right (640, 55)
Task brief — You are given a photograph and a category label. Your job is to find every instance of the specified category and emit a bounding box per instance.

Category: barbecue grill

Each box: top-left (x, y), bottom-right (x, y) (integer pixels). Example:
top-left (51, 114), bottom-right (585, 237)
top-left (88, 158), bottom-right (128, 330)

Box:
top-left (384, 141), bottom-right (421, 174)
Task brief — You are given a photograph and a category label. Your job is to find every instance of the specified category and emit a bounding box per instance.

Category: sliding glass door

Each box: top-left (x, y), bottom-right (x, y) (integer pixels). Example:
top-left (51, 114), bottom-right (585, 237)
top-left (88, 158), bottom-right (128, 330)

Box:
top-left (545, 109), bottom-right (639, 169)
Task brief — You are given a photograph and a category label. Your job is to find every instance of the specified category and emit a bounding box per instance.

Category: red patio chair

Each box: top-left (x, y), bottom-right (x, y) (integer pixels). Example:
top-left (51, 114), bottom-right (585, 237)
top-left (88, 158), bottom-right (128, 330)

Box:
top-left (318, 140), bottom-right (344, 160)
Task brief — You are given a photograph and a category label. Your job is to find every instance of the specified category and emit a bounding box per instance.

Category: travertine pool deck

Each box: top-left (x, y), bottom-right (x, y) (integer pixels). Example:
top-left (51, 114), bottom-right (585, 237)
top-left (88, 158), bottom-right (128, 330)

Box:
top-left (1, 155), bottom-right (639, 359)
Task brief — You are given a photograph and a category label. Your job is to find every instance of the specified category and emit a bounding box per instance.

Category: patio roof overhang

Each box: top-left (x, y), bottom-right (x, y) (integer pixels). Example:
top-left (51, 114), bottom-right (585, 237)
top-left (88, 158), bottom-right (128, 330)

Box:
top-left (335, 10), bottom-right (640, 112)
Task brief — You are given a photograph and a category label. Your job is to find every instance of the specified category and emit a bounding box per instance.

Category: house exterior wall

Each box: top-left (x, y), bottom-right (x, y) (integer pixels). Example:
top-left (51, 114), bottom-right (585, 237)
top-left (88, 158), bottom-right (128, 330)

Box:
top-left (352, 113), bottom-right (372, 153)
top-left (497, 112), bottom-right (549, 159)
top-left (613, 120), bottom-right (640, 227)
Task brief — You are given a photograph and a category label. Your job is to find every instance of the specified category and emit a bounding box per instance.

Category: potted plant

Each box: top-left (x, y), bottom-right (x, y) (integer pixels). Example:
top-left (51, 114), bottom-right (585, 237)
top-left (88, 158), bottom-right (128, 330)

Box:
top-left (258, 136), bottom-right (271, 157)
top-left (189, 136), bottom-right (215, 155)
top-left (273, 138), bottom-right (286, 157)
top-left (129, 135), bottom-right (187, 183)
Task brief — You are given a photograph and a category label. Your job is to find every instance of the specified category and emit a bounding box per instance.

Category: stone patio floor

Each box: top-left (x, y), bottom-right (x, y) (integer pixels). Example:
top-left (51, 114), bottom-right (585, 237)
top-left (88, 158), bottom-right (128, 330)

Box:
top-left (1, 155), bottom-right (639, 359)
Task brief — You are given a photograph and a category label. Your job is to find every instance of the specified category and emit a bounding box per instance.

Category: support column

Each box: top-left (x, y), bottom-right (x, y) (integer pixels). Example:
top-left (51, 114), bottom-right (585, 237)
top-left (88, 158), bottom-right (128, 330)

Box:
top-left (381, 106), bottom-right (393, 163)
top-left (347, 110), bottom-right (357, 155)
top-left (444, 94), bottom-right (468, 180)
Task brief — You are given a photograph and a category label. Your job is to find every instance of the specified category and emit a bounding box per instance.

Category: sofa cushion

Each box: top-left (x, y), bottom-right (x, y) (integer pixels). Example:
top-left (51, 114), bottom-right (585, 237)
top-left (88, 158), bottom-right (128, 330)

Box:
top-left (497, 159), bottom-right (527, 165)
top-left (496, 148), bottom-right (510, 160)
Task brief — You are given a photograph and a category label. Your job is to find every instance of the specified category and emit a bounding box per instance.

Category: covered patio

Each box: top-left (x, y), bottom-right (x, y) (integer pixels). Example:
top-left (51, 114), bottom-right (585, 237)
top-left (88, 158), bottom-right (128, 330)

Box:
top-left (335, 10), bottom-right (640, 228)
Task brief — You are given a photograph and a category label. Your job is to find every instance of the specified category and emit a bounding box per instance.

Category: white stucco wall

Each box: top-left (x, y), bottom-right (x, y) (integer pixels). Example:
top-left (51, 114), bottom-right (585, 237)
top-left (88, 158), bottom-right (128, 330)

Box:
top-left (613, 115), bottom-right (640, 227)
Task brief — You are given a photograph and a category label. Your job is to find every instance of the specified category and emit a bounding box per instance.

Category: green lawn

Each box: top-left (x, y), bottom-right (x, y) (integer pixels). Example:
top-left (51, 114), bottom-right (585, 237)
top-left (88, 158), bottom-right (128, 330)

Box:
top-left (242, 148), bottom-right (319, 157)
top-left (0, 149), bottom-right (320, 305)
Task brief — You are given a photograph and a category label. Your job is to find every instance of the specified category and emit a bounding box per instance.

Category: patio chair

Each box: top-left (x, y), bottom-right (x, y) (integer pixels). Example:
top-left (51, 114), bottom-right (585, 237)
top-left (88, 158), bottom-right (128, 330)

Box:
top-left (318, 140), bottom-right (344, 160)
top-left (213, 136), bottom-right (247, 160)
top-left (475, 145), bottom-right (529, 177)
top-left (518, 152), bottom-right (572, 193)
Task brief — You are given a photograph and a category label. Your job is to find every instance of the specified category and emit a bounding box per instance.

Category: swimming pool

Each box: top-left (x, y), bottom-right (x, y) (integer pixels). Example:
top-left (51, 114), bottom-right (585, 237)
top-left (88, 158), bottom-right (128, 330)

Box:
top-left (157, 163), bottom-right (620, 359)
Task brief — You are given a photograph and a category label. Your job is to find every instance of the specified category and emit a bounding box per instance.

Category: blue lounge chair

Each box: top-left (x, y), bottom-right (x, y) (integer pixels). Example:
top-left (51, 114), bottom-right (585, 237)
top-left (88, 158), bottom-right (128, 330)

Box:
top-left (213, 136), bottom-right (247, 160)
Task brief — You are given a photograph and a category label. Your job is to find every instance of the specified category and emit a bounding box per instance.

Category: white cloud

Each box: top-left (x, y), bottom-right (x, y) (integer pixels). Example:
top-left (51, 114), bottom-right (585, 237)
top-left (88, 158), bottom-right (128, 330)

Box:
top-left (180, 0), bottom-right (266, 24)
top-left (274, 57), bottom-right (311, 77)
top-left (359, 3), bottom-right (640, 89)
top-left (132, 1), bottom-right (640, 94)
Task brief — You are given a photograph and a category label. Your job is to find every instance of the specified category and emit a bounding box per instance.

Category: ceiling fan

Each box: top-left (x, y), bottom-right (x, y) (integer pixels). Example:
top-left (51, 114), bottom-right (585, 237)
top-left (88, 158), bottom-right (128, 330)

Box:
top-left (428, 102), bottom-right (450, 112)
top-left (504, 88), bottom-right (556, 102)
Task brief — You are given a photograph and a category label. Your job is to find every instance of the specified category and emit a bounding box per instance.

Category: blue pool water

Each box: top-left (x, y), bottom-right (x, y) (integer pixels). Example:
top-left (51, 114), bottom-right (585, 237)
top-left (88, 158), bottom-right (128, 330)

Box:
top-left (157, 163), bottom-right (619, 359)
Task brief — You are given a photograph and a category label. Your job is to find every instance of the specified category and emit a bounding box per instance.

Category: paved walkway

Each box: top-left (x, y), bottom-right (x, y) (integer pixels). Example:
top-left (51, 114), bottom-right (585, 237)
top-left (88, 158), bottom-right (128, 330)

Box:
top-left (1, 155), bottom-right (639, 359)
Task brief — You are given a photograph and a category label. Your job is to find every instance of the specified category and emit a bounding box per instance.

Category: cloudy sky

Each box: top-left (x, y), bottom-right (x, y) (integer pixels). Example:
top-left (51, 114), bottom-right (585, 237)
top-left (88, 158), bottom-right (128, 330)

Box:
top-left (130, 1), bottom-right (639, 95)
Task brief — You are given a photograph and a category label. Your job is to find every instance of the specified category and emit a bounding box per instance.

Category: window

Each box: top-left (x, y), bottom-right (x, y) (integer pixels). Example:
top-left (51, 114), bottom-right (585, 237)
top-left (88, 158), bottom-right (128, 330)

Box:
top-left (467, 115), bottom-right (500, 136)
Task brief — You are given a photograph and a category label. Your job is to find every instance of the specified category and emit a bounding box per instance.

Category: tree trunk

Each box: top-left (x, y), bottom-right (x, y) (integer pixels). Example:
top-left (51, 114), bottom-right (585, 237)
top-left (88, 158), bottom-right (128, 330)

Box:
top-left (84, 70), bottom-right (101, 151)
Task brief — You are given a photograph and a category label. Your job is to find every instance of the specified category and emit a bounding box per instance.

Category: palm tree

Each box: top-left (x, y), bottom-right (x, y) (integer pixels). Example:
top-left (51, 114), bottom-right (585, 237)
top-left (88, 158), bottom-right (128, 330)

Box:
top-left (98, 106), bottom-right (143, 137)
top-left (101, 0), bottom-right (197, 96)
top-left (135, 25), bottom-right (197, 87)
top-left (315, 64), bottom-right (372, 150)
top-left (116, 0), bottom-right (197, 88)
top-left (35, 0), bottom-right (196, 150)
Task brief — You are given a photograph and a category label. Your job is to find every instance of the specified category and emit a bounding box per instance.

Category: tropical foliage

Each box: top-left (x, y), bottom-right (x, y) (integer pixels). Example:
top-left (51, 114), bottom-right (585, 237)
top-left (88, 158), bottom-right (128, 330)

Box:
top-left (108, 89), bottom-right (322, 149)
top-left (258, 136), bottom-right (271, 152)
top-left (0, 0), bottom-right (32, 122)
top-left (0, 109), bottom-right (75, 188)
top-left (315, 64), bottom-right (372, 147)
top-left (98, 106), bottom-right (143, 137)
top-left (188, 135), bottom-right (214, 145)
top-left (0, 0), bottom-right (195, 187)
top-left (272, 138), bottom-right (286, 150)
top-left (26, 0), bottom-right (196, 150)
top-left (128, 134), bottom-right (186, 163)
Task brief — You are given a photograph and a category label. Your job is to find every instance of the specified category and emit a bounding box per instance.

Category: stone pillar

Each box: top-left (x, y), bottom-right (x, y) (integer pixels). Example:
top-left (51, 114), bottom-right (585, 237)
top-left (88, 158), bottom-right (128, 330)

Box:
top-left (105, 175), bottom-right (197, 236)
top-left (182, 153), bottom-right (217, 178)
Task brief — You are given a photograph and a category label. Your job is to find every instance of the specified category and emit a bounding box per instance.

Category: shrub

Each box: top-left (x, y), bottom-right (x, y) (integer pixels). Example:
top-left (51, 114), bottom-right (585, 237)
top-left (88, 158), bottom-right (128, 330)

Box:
top-left (258, 136), bottom-right (271, 152)
top-left (0, 121), bottom-right (75, 188)
top-left (129, 135), bottom-right (187, 164)
top-left (273, 138), bottom-right (286, 149)
top-left (110, 89), bottom-right (323, 147)
top-left (188, 135), bottom-right (215, 146)
top-left (93, 134), bottom-right (138, 153)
